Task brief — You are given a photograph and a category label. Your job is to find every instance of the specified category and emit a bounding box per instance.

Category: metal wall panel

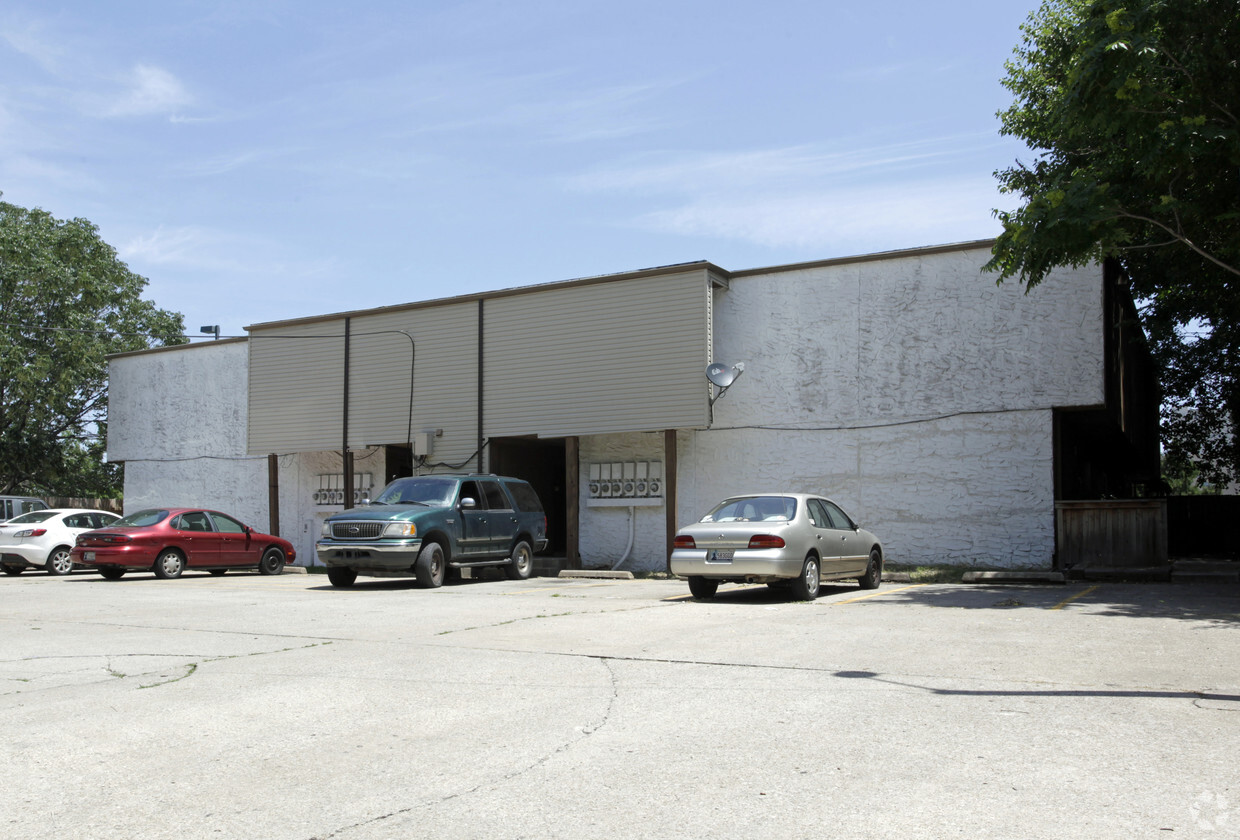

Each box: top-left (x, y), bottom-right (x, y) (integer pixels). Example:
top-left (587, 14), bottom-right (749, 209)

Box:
top-left (483, 271), bottom-right (712, 437)
top-left (247, 269), bottom-right (713, 455)
top-left (247, 303), bottom-right (480, 461)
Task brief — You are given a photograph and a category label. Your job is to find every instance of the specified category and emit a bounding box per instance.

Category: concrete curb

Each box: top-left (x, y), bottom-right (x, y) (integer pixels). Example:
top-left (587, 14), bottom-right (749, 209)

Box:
top-left (963, 570), bottom-right (1066, 584)
top-left (557, 569), bottom-right (635, 580)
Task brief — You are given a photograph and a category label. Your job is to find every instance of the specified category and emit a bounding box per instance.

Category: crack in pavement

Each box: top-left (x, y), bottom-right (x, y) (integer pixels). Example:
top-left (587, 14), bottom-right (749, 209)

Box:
top-left (307, 657), bottom-right (621, 840)
top-left (0, 642), bottom-right (332, 694)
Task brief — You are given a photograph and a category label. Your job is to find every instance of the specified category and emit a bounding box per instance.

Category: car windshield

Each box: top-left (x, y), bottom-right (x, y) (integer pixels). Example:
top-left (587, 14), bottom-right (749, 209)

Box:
top-left (6, 511), bottom-right (57, 524)
top-left (113, 509), bottom-right (170, 527)
top-left (372, 478), bottom-right (457, 506)
top-left (701, 496), bottom-right (797, 522)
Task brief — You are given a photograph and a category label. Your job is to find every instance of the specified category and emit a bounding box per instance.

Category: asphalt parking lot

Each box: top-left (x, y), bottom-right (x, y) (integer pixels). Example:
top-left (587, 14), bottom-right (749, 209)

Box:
top-left (2, 570), bottom-right (1238, 840)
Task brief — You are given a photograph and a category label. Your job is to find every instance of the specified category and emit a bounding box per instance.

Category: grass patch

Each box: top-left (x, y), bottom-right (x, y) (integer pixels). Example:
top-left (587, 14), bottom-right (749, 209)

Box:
top-left (886, 564), bottom-right (1053, 584)
top-left (886, 565), bottom-right (974, 584)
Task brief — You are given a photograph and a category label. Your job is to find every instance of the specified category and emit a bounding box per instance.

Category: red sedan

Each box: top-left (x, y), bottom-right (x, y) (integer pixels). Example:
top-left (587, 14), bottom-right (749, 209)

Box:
top-left (71, 508), bottom-right (296, 580)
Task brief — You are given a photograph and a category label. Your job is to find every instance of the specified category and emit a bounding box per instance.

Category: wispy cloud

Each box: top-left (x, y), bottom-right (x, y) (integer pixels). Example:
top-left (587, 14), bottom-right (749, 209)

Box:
top-left (120, 224), bottom-right (339, 280)
top-left (569, 134), bottom-right (1002, 195)
top-left (568, 133), bottom-right (1018, 251)
top-left (0, 15), bottom-right (64, 73)
top-left (637, 177), bottom-right (1007, 250)
top-left (103, 64), bottom-right (192, 118)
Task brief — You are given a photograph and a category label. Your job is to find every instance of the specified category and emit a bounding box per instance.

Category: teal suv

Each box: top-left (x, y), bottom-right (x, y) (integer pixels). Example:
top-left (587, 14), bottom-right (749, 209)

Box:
top-left (316, 474), bottom-right (547, 588)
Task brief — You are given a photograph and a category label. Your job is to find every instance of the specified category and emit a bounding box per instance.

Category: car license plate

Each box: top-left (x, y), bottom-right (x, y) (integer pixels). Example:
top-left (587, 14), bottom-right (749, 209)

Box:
top-left (85, 551), bottom-right (96, 561)
top-left (707, 549), bottom-right (734, 563)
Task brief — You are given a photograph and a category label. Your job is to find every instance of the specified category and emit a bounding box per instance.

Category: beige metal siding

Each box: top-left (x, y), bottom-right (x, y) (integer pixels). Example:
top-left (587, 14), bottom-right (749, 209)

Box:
top-left (483, 270), bottom-right (712, 437)
top-left (248, 321), bottom-right (347, 453)
top-left (247, 303), bottom-right (480, 461)
top-left (248, 269), bottom-right (713, 454)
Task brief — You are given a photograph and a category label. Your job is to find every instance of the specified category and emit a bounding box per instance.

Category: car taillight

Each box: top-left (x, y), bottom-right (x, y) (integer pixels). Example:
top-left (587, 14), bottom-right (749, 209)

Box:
top-left (747, 535), bottom-right (785, 549)
top-left (15, 528), bottom-right (47, 537)
top-left (673, 535), bottom-right (696, 549)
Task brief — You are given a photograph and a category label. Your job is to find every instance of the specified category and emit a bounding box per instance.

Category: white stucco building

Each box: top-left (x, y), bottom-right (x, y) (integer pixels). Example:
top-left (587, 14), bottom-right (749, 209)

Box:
top-left (106, 240), bottom-right (1157, 572)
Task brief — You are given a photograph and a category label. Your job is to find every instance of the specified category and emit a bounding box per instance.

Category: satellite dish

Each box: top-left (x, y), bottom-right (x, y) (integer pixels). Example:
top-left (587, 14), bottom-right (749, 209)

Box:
top-left (705, 361), bottom-right (746, 406)
top-left (706, 362), bottom-right (739, 388)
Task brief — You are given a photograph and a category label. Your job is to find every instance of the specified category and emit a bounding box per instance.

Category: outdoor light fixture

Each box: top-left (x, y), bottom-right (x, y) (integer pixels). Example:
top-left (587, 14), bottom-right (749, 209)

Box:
top-left (199, 325), bottom-right (220, 340)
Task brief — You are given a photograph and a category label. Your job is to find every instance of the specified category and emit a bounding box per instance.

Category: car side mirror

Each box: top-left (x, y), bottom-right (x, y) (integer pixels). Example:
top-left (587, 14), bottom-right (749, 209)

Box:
top-left (460, 497), bottom-right (477, 510)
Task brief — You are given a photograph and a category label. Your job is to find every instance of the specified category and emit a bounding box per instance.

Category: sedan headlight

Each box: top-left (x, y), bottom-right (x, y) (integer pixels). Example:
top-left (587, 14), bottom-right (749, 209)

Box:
top-left (382, 522), bottom-right (417, 538)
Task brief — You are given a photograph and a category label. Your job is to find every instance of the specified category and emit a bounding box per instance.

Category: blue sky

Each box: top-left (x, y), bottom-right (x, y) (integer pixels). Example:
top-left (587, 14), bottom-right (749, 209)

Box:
top-left (1, 1), bottom-right (1041, 339)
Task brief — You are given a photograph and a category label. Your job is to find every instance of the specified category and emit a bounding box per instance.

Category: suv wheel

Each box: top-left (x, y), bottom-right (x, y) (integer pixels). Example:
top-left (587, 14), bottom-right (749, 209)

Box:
top-left (504, 540), bottom-right (533, 580)
top-left (415, 541), bottom-right (446, 588)
top-left (327, 567), bottom-right (357, 588)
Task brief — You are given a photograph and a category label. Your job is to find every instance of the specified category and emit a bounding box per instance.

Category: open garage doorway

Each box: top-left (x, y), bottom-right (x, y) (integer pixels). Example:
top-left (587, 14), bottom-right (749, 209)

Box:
top-left (489, 437), bottom-right (567, 556)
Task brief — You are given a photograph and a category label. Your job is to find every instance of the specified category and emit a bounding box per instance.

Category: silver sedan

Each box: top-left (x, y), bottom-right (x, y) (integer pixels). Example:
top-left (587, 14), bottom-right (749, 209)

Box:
top-left (670, 493), bottom-right (883, 600)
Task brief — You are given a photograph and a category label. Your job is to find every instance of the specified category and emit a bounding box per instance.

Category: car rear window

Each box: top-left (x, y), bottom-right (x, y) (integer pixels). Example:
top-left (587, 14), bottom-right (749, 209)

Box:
top-left (504, 481), bottom-right (543, 513)
top-left (114, 509), bottom-right (170, 527)
top-left (7, 510), bottom-right (57, 524)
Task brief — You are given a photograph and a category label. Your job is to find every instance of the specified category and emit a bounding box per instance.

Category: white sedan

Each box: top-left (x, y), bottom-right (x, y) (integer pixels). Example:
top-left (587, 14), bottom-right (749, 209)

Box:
top-left (0, 509), bottom-right (121, 576)
top-left (670, 493), bottom-right (884, 600)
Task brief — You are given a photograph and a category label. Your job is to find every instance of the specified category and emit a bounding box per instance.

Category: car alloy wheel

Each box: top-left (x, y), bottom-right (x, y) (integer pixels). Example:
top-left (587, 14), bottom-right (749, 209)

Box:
top-left (46, 547), bottom-right (74, 576)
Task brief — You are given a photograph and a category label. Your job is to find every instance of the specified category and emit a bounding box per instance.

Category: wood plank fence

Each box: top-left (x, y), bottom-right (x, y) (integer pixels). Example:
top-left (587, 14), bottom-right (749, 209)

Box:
top-left (1055, 499), bottom-right (1168, 569)
top-left (44, 497), bottom-right (124, 514)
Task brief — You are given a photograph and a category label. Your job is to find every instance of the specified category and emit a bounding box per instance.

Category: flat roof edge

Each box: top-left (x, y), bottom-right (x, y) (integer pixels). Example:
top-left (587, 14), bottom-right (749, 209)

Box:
top-left (245, 260), bottom-right (728, 332)
top-left (106, 335), bottom-right (248, 361)
top-left (728, 239), bottom-right (998, 278)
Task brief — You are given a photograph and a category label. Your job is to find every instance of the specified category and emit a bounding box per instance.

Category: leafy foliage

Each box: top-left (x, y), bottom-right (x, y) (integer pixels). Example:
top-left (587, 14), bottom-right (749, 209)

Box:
top-left (987, 0), bottom-right (1240, 484)
top-left (0, 197), bottom-right (186, 496)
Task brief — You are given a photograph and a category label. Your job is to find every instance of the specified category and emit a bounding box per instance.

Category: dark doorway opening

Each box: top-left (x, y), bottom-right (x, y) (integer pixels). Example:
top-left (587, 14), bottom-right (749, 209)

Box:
top-left (489, 437), bottom-right (567, 556)
top-left (385, 445), bottom-right (413, 485)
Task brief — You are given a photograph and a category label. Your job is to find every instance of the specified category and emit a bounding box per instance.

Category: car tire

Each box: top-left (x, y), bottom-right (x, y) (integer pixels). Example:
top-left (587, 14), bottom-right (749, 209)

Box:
top-left (415, 541), bottom-right (446, 588)
top-left (258, 548), bottom-right (285, 576)
top-left (790, 554), bottom-right (821, 601)
top-left (46, 547), bottom-right (74, 576)
top-left (98, 567), bottom-right (125, 580)
top-left (504, 539), bottom-right (533, 580)
top-left (327, 566), bottom-right (357, 588)
top-left (2, 565), bottom-right (23, 576)
top-left (687, 576), bottom-right (718, 599)
top-left (858, 548), bottom-right (882, 590)
top-left (152, 549), bottom-right (185, 580)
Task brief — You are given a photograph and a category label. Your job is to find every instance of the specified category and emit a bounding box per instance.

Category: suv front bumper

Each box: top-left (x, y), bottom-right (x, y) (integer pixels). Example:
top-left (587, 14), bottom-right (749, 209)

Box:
top-left (316, 538), bottom-right (423, 570)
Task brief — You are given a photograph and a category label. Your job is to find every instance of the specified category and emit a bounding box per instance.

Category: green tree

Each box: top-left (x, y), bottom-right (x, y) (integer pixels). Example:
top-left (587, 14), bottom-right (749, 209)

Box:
top-left (0, 196), bottom-right (186, 496)
top-left (986, 0), bottom-right (1240, 486)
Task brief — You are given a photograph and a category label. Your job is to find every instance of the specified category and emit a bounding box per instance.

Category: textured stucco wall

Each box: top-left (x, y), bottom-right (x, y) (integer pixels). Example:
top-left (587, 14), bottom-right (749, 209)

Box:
top-left (577, 248), bottom-right (1104, 571)
top-left (577, 432), bottom-right (672, 570)
top-left (110, 341), bottom-right (270, 525)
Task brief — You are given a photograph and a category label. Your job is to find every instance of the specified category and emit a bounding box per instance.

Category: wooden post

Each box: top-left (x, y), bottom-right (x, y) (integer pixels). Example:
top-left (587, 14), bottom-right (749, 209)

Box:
top-left (565, 436), bottom-right (580, 569)
top-left (343, 317), bottom-right (354, 509)
top-left (267, 453), bottom-right (280, 537)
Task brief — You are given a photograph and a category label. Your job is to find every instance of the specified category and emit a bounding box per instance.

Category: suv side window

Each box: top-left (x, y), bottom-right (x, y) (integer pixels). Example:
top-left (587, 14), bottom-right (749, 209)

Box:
top-left (505, 481), bottom-right (543, 513)
top-left (458, 481), bottom-right (482, 507)
top-left (480, 480), bottom-right (509, 511)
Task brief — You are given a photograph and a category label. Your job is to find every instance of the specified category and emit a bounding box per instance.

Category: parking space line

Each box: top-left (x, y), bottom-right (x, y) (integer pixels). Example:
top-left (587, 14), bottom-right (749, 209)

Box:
top-left (1050, 585), bottom-right (1100, 611)
top-left (831, 583), bottom-right (926, 605)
